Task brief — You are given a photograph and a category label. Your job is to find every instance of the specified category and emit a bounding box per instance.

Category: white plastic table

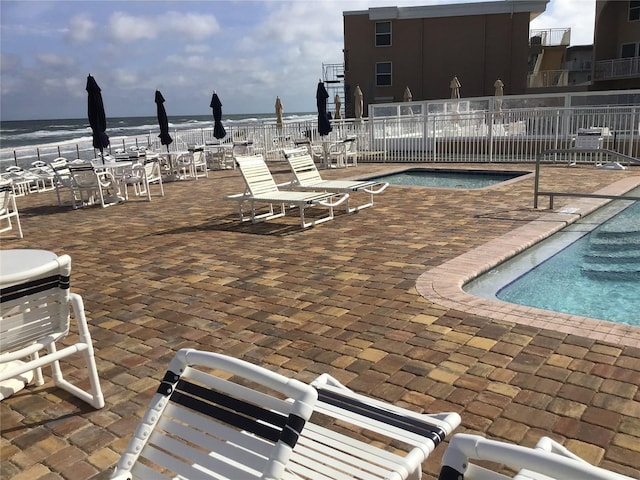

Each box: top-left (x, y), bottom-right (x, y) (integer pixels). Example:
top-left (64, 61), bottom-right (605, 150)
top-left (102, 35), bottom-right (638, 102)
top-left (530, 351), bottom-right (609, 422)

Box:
top-left (0, 249), bottom-right (58, 400)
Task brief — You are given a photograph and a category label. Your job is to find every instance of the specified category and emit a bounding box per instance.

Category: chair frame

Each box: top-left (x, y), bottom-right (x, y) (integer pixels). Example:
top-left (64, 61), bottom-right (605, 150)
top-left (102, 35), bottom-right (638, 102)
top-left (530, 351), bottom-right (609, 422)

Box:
top-left (0, 179), bottom-right (23, 238)
top-left (282, 147), bottom-right (389, 213)
top-left (111, 348), bottom-right (317, 480)
top-left (0, 254), bottom-right (104, 408)
top-left (225, 154), bottom-right (349, 228)
top-left (438, 434), bottom-right (633, 480)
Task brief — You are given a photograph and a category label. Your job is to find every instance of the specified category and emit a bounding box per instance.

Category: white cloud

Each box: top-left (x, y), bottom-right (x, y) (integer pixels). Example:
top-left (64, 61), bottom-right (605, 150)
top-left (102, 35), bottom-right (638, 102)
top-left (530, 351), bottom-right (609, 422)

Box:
top-left (185, 44), bottom-right (211, 54)
top-left (64, 13), bottom-right (97, 44)
top-left (108, 10), bottom-right (220, 44)
top-left (36, 53), bottom-right (74, 67)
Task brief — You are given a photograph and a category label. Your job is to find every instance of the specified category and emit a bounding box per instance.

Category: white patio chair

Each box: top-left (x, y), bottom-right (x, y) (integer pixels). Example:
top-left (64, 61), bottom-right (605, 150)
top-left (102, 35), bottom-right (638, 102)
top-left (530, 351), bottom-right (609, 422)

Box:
top-left (327, 137), bottom-right (358, 168)
top-left (174, 152), bottom-right (197, 180)
top-left (224, 154), bottom-right (349, 229)
top-left (438, 434), bottom-right (634, 480)
top-left (0, 179), bottom-right (23, 238)
top-left (110, 348), bottom-right (317, 480)
top-left (0, 254), bottom-right (104, 408)
top-left (68, 162), bottom-right (120, 208)
top-left (122, 159), bottom-right (165, 201)
top-left (282, 147), bottom-right (388, 213)
top-left (192, 150), bottom-right (209, 179)
top-left (2, 166), bottom-right (36, 196)
top-left (31, 161), bottom-right (56, 191)
top-left (50, 157), bottom-right (74, 206)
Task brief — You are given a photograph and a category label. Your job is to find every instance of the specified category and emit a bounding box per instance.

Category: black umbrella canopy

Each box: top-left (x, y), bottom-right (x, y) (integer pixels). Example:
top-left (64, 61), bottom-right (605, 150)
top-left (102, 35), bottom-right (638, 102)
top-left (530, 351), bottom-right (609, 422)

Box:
top-left (210, 92), bottom-right (226, 140)
top-left (86, 74), bottom-right (109, 157)
top-left (316, 81), bottom-right (332, 136)
top-left (155, 90), bottom-right (173, 152)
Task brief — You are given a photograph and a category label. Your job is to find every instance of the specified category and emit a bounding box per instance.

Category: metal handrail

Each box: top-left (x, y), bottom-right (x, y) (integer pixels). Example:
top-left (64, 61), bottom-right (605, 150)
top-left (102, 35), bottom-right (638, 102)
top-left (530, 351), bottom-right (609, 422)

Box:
top-left (533, 148), bottom-right (640, 209)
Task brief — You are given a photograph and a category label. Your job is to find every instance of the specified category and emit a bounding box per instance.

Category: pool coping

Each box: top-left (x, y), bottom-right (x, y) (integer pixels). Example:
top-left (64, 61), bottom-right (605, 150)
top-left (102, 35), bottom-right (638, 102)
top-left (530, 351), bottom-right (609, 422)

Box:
top-left (416, 176), bottom-right (640, 347)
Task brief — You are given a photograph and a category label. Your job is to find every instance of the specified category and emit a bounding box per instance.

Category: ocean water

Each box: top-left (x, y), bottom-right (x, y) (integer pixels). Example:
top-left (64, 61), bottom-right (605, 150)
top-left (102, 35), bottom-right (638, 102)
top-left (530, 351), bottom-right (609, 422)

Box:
top-left (0, 112), bottom-right (316, 151)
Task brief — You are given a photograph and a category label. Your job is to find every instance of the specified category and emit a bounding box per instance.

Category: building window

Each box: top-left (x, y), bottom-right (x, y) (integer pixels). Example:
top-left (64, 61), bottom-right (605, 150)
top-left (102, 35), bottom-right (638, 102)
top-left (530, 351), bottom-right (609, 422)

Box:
top-left (630, 0), bottom-right (640, 21)
top-left (375, 21), bottom-right (391, 47)
top-left (376, 62), bottom-right (392, 86)
top-left (621, 42), bottom-right (639, 58)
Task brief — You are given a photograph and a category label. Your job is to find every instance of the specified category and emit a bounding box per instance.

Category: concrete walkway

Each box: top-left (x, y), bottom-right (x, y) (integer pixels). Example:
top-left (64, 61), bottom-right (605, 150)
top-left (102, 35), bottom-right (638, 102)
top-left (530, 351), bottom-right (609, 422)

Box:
top-left (1, 162), bottom-right (639, 479)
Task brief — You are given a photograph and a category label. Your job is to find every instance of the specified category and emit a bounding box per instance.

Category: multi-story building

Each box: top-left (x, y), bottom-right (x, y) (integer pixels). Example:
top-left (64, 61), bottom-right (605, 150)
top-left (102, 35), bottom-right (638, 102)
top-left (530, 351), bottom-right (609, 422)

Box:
top-left (592, 0), bottom-right (640, 90)
top-left (342, 0), bottom-right (549, 117)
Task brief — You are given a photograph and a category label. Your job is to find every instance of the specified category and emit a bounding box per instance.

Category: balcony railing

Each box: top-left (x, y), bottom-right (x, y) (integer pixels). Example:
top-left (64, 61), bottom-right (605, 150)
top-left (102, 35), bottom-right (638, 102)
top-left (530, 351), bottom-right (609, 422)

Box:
top-left (529, 28), bottom-right (571, 47)
top-left (527, 70), bottom-right (569, 88)
top-left (594, 57), bottom-right (640, 80)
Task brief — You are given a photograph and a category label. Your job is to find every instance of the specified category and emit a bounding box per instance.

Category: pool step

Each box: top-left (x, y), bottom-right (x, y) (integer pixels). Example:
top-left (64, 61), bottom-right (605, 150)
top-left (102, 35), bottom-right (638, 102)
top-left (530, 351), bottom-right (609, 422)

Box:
top-left (582, 224), bottom-right (640, 280)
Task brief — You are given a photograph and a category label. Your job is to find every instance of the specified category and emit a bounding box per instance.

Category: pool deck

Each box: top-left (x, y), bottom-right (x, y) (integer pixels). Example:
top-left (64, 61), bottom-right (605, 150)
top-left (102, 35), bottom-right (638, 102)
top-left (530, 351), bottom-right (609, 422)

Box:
top-left (1, 162), bottom-right (640, 479)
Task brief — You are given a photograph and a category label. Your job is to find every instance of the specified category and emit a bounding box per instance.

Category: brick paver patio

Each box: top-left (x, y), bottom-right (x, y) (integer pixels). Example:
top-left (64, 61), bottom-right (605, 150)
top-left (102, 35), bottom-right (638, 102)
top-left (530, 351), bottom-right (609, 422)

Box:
top-left (1, 162), bottom-right (639, 479)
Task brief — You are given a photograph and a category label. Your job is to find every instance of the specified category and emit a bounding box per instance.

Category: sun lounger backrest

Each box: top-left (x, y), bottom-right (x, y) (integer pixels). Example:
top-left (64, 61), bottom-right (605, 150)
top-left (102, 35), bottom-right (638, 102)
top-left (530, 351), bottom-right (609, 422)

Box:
top-left (283, 148), bottom-right (323, 186)
top-left (236, 154), bottom-right (280, 196)
top-left (112, 348), bottom-right (317, 480)
top-left (0, 255), bottom-right (72, 354)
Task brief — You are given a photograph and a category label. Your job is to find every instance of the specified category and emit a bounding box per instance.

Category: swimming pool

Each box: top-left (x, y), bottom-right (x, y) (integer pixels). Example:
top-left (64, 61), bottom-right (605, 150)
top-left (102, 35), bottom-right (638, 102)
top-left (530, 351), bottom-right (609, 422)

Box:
top-left (365, 168), bottom-right (530, 189)
top-left (464, 195), bottom-right (640, 326)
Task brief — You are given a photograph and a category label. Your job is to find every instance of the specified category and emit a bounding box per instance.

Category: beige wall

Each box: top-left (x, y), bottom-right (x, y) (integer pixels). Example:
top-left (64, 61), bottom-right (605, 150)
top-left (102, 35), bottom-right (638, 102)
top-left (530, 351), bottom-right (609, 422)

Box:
top-left (592, 0), bottom-right (640, 90)
top-left (344, 11), bottom-right (532, 117)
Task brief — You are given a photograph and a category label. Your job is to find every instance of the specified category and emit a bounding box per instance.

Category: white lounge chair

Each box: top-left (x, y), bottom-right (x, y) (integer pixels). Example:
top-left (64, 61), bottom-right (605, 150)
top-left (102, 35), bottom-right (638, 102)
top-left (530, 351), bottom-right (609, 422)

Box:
top-left (110, 348), bottom-right (318, 480)
top-left (225, 154), bottom-right (349, 228)
top-left (0, 254), bottom-right (104, 408)
top-left (111, 349), bottom-right (461, 480)
top-left (0, 179), bottom-right (23, 238)
top-left (438, 434), bottom-right (634, 480)
top-left (282, 147), bottom-right (389, 213)
top-left (286, 373), bottom-right (461, 480)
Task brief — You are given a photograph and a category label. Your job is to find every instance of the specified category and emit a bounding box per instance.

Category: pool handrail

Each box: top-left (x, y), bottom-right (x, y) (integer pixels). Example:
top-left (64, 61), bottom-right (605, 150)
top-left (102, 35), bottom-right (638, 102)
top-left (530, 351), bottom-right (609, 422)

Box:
top-left (533, 148), bottom-right (640, 209)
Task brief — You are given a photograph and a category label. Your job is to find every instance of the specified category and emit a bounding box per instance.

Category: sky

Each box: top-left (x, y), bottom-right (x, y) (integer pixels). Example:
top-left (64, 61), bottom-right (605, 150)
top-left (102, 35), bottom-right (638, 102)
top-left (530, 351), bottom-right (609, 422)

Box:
top-left (0, 0), bottom-right (596, 121)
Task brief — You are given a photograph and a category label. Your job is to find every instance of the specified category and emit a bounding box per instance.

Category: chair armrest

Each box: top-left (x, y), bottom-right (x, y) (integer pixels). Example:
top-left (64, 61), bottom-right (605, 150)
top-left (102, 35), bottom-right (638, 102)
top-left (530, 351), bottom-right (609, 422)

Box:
top-left (311, 374), bottom-right (461, 450)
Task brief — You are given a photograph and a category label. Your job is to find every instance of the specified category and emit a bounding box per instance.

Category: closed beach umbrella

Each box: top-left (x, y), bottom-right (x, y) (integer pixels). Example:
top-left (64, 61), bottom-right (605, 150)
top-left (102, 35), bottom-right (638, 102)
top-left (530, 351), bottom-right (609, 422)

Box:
top-left (494, 79), bottom-right (504, 117)
top-left (334, 94), bottom-right (342, 120)
top-left (275, 96), bottom-right (284, 129)
top-left (354, 84), bottom-right (363, 120)
top-left (450, 76), bottom-right (461, 99)
top-left (316, 81), bottom-right (332, 136)
top-left (210, 91), bottom-right (226, 140)
top-left (450, 76), bottom-right (461, 115)
top-left (86, 74), bottom-right (109, 160)
top-left (403, 86), bottom-right (412, 102)
top-left (155, 90), bottom-right (173, 152)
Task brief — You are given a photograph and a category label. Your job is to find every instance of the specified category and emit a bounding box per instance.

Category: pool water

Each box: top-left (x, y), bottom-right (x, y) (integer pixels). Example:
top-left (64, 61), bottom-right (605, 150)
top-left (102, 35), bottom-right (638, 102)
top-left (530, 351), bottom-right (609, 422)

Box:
top-left (465, 198), bottom-right (640, 326)
top-left (366, 168), bottom-right (529, 189)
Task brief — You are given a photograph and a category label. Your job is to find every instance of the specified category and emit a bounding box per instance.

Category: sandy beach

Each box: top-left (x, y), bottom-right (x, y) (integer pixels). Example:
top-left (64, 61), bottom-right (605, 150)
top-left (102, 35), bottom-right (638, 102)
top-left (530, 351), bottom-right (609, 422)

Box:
top-left (1, 162), bottom-right (639, 479)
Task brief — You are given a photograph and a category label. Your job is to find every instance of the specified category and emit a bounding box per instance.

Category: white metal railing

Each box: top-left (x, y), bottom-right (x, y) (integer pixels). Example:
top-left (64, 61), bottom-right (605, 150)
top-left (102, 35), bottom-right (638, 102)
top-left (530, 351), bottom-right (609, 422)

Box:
top-left (529, 28), bottom-right (571, 46)
top-left (594, 58), bottom-right (640, 80)
top-left (2, 91), bottom-right (640, 170)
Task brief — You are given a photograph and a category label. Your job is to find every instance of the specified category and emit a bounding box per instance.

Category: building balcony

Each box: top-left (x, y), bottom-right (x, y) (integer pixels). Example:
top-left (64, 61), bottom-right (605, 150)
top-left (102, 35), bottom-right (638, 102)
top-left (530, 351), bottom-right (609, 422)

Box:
top-left (594, 57), bottom-right (640, 80)
top-left (529, 28), bottom-right (571, 47)
top-left (527, 70), bottom-right (569, 88)
top-left (562, 60), bottom-right (592, 72)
